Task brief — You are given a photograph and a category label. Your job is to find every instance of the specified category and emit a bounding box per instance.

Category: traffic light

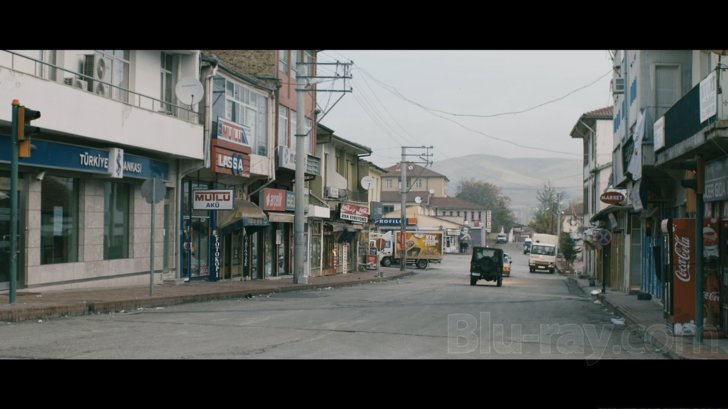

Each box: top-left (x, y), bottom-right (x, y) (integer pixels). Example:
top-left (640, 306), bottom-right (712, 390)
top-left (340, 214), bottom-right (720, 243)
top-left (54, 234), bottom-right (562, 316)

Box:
top-left (17, 105), bottom-right (41, 158)
top-left (679, 155), bottom-right (704, 195)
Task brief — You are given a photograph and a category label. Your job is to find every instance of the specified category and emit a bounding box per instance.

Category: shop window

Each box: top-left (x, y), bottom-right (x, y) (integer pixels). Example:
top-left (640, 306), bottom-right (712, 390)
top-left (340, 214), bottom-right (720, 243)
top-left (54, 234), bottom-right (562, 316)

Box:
top-left (41, 176), bottom-right (79, 264)
top-left (104, 181), bottom-right (130, 260)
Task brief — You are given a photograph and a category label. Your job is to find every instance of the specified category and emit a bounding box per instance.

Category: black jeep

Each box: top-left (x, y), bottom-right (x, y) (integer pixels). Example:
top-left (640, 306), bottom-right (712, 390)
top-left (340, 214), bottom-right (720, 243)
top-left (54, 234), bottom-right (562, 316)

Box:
top-left (470, 246), bottom-right (504, 287)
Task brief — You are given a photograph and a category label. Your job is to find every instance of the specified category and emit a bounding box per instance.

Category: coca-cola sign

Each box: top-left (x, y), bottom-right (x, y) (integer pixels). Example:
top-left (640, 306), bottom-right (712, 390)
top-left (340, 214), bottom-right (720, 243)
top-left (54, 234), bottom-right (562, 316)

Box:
top-left (673, 234), bottom-right (691, 282)
top-left (600, 191), bottom-right (625, 205)
top-left (670, 218), bottom-right (696, 333)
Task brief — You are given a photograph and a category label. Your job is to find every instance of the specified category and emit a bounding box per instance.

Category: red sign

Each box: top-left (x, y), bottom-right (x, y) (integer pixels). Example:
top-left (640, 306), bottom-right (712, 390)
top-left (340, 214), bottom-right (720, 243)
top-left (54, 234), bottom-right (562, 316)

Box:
top-left (216, 117), bottom-right (250, 147)
top-left (211, 139), bottom-right (251, 177)
top-left (600, 191), bottom-right (625, 205)
top-left (671, 218), bottom-right (695, 333)
top-left (340, 203), bottom-right (369, 223)
top-left (263, 188), bottom-right (287, 211)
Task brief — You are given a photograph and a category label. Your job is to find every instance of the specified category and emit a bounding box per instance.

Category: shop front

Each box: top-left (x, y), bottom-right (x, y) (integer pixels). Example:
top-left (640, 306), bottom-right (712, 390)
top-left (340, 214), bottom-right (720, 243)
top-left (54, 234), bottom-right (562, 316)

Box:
top-left (0, 134), bottom-right (171, 290)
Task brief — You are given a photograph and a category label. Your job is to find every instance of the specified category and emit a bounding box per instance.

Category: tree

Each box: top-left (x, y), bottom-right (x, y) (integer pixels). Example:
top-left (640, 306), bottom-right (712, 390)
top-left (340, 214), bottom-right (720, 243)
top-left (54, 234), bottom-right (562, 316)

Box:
top-left (560, 233), bottom-right (580, 273)
top-left (528, 181), bottom-right (567, 234)
top-left (456, 178), bottom-right (516, 233)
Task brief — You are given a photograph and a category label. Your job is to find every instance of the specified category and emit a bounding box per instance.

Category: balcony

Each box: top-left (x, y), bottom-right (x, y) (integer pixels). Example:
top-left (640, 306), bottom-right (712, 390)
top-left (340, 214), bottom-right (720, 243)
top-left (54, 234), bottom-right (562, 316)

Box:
top-left (0, 50), bottom-right (203, 160)
top-left (655, 69), bottom-right (728, 165)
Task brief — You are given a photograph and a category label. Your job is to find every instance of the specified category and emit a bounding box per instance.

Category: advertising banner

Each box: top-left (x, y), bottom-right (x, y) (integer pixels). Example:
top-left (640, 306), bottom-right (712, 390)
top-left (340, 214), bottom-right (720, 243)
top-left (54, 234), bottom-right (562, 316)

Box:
top-left (671, 218), bottom-right (695, 335)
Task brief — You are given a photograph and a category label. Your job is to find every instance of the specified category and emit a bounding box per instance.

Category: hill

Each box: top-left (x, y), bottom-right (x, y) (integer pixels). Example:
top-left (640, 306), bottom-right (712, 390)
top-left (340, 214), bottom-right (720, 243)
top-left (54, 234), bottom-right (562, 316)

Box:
top-left (431, 154), bottom-right (582, 224)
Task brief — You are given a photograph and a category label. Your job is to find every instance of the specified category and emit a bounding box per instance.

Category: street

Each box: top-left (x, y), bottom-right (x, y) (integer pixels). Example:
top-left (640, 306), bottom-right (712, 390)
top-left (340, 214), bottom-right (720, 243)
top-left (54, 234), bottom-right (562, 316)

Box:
top-left (0, 243), bottom-right (667, 359)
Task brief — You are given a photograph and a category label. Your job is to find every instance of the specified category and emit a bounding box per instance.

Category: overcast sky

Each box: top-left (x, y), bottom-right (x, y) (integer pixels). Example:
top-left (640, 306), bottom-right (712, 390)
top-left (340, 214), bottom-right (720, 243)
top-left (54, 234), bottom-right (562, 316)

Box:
top-left (316, 50), bottom-right (614, 168)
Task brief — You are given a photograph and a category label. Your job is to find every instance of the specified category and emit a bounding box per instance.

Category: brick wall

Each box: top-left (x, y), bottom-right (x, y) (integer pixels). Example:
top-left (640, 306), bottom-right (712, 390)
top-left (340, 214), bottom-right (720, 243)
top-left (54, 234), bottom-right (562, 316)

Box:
top-left (203, 50), bottom-right (276, 77)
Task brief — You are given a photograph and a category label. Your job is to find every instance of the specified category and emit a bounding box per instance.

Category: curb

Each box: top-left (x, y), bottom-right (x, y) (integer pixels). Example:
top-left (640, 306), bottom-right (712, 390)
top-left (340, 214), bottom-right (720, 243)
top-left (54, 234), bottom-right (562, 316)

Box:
top-left (0, 270), bottom-right (416, 323)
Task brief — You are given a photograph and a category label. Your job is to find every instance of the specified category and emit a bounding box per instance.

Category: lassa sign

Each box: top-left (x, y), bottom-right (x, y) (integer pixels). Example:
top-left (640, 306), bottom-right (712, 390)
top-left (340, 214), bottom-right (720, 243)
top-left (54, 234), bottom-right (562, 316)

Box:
top-left (600, 191), bottom-right (625, 205)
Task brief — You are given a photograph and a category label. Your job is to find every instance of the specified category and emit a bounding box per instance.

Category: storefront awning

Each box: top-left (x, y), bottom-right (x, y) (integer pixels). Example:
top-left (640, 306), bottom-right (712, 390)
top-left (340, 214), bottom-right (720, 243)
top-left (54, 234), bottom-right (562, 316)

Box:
top-left (590, 204), bottom-right (630, 224)
top-left (218, 199), bottom-right (269, 235)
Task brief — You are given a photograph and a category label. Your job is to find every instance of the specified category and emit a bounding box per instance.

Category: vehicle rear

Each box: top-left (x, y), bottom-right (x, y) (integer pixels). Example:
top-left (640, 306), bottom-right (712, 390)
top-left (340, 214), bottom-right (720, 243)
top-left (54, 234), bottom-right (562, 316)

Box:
top-left (470, 246), bottom-right (504, 286)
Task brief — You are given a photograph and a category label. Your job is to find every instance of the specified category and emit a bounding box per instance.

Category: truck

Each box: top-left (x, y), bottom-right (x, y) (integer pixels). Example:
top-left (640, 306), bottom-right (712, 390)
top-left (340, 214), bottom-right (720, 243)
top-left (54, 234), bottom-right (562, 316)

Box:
top-left (528, 233), bottom-right (559, 273)
top-left (370, 230), bottom-right (444, 269)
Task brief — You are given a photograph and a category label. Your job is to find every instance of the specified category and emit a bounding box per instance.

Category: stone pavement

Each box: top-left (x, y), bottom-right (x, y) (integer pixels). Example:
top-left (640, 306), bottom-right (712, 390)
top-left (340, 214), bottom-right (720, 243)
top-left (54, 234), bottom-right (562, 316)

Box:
top-left (0, 267), bottom-right (413, 323)
top-left (567, 274), bottom-right (728, 360)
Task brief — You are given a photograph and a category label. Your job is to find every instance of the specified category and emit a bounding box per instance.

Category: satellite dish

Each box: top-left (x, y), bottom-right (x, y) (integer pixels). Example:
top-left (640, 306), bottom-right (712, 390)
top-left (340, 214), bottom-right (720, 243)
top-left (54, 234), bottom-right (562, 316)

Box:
top-left (414, 196), bottom-right (422, 204)
top-left (429, 188), bottom-right (435, 195)
top-left (407, 165), bottom-right (414, 170)
top-left (175, 76), bottom-right (204, 106)
top-left (360, 175), bottom-right (374, 190)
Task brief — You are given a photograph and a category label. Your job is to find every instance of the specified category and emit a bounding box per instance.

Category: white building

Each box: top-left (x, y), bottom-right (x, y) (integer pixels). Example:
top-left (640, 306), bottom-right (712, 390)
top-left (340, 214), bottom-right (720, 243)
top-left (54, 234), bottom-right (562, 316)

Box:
top-left (570, 106), bottom-right (613, 279)
top-left (0, 50), bottom-right (203, 290)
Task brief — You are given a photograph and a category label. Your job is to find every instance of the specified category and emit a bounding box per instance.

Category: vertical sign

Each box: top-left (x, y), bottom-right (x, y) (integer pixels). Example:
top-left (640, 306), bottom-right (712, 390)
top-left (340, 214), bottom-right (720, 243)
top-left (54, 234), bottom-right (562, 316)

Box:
top-left (671, 218), bottom-right (696, 335)
top-left (243, 234), bottom-right (250, 278)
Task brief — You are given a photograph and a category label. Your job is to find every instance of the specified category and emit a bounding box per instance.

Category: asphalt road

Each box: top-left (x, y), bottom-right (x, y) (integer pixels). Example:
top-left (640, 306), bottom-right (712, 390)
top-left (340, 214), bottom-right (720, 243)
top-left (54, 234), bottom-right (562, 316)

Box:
top-left (0, 243), bottom-right (667, 359)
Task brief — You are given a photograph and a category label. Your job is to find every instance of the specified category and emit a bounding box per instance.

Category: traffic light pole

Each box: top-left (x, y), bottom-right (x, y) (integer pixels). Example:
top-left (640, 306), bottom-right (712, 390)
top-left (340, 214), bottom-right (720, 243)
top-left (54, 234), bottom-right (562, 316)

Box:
top-left (9, 100), bottom-right (20, 304)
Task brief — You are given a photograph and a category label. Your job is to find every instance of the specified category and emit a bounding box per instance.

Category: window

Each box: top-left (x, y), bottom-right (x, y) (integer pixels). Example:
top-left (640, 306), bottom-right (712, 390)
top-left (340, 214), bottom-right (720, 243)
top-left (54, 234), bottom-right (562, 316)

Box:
top-left (415, 178), bottom-right (422, 188)
top-left (278, 105), bottom-right (289, 147)
top-left (290, 50), bottom-right (297, 79)
top-left (278, 50), bottom-right (289, 74)
top-left (160, 52), bottom-right (176, 113)
top-left (221, 77), bottom-right (269, 156)
top-left (290, 111), bottom-right (297, 152)
top-left (385, 179), bottom-right (392, 189)
top-left (98, 50), bottom-right (130, 103)
top-left (41, 176), bottom-right (79, 264)
top-left (303, 50), bottom-right (313, 78)
top-left (305, 117), bottom-right (313, 155)
top-left (104, 182), bottom-right (130, 260)
top-left (654, 64), bottom-right (680, 119)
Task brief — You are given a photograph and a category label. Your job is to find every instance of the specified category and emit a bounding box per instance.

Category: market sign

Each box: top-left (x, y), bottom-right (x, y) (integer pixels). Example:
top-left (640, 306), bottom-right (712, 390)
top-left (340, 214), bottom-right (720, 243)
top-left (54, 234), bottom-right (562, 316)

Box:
top-left (339, 203), bottom-right (369, 224)
top-left (600, 191), bottom-right (625, 205)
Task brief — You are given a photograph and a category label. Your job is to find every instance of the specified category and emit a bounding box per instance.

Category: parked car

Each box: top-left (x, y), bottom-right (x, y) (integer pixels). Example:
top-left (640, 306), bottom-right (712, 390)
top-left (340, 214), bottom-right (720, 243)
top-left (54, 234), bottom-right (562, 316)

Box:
top-left (470, 246), bottom-right (504, 287)
top-left (503, 253), bottom-right (512, 277)
top-left (496, 233), bottom-right (507, 244)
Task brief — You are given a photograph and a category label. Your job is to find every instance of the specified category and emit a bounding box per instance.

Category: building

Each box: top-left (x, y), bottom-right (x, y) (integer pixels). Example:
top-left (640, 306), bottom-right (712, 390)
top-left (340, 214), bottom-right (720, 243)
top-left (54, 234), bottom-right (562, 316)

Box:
top-left (569, 106), bottom-right (613, 281)
top-left (195, 50), bottom-right (321, 282)
top-left (652, 50), bottom-right (728, 336)
top-left (312, 124), bottom-right (372, 275)
top-left (0, 50), bottom-right (203, 291)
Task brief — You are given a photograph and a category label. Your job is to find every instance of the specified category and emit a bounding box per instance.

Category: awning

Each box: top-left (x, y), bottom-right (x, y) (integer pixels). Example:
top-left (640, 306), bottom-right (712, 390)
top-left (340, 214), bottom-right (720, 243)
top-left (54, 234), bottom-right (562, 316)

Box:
top-left (218, 199), bottom-right (269, 235)
top-left (268, 212), bottom-right (295, 223)
top-left (590, 204), bottom-right (630, 224)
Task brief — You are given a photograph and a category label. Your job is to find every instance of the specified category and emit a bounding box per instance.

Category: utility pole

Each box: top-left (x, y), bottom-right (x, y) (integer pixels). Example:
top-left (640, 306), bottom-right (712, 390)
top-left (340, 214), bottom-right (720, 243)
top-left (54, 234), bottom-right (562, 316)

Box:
top-left (399, 146), bottom-right (433, 271)
top-left (293, 50), bottom-right (308, 284)
top-left (293, 52), bottom-right (352, 284)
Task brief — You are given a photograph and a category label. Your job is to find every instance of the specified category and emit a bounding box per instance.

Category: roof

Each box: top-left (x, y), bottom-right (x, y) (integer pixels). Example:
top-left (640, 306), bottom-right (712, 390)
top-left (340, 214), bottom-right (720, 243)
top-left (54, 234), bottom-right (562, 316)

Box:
top-left (570, 106), bottom-right (613, 139)
top-left (429, 196), bottom-right (484, 210)
top-left (383, 163), bottom-right (449, 181)
top-left (380, 191), bottom-right (431, 203)
top-left (316, 123), bottom-right (372, 154)
top-left (359, 160), bottom-right (388, 174)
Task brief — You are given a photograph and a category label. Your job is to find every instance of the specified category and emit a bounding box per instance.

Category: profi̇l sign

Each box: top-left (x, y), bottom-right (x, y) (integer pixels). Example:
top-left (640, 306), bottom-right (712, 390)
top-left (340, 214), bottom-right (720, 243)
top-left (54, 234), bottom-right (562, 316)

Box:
top-left (600, 191), bottom-right (625, 205)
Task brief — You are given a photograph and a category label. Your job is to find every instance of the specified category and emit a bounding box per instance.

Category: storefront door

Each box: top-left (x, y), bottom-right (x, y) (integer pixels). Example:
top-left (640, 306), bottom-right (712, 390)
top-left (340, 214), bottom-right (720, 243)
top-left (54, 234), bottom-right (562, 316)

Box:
top-left (183, 215), bottom-right (210, 279)
top-left (0, 175), bottom-right (25, 290)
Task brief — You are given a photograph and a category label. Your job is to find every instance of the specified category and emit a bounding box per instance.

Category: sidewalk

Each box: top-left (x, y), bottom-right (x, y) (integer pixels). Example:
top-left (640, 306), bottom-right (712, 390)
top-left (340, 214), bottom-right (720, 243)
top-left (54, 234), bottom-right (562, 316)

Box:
top-left (567, 274), bottom-right (728, 359)
top-left (0, 268), bottom-right (414, 323)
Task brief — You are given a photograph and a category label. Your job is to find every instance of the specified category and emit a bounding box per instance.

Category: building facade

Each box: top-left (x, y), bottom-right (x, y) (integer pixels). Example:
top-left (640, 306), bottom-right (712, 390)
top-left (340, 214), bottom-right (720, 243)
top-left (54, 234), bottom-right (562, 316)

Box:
top-left (0, 50), bottom-right (203, 291)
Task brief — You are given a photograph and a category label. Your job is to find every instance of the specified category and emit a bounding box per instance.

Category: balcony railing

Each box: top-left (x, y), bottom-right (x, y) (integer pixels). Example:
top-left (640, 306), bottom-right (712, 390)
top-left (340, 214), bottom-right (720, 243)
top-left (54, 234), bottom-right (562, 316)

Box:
top-left (1, 50), bottom-right (199, 124)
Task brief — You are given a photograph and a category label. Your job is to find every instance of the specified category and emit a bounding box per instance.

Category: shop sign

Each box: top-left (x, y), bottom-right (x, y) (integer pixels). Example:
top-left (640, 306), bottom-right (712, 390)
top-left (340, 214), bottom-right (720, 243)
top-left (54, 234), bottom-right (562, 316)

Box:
top-left (193, 190), bottom-right (233, 210)
top-left (340, 203), bottom-right (369, 224)
top-left (263, 188), bottom-right (287, 211)
top-left (600, 191), bottom-right (625, 205)
top-left (216, 117), bottom-right (250, 147)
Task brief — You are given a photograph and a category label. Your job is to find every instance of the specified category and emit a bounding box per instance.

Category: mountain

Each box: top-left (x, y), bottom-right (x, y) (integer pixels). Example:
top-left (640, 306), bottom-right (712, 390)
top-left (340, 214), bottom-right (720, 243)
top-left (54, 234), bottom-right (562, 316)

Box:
top-left (431, 154), bottom-right (583, 224)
